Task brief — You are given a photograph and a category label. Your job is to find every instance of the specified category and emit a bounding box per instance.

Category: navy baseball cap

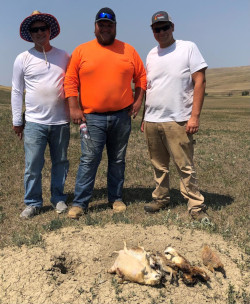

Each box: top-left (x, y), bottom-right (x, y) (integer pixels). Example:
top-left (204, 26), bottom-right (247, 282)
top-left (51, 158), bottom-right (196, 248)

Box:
top-left (95, 7), bottom-right (116, 23)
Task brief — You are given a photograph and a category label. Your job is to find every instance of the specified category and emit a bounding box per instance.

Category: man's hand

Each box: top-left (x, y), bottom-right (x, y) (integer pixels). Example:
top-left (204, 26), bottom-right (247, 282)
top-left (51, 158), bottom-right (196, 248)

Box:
top-left (186, 117), bottom-right (200, 134)
top-left (70, 107), bottom-right (85, 124)
top-left (13, 125), bottom-right (24, 140)
top-left (128, 99), bottom-right (142, 119)
top-left (128, 87), bottom-right (145, 119)
top-left (140, 121), bottom-right (145, 133)
top-left (67, 97), bottom-right (84, 124)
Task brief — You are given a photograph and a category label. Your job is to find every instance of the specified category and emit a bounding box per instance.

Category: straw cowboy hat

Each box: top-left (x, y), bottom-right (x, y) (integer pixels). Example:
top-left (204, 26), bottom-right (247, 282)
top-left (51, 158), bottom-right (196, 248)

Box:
top-left (20, 10), bottom-right (60, 42)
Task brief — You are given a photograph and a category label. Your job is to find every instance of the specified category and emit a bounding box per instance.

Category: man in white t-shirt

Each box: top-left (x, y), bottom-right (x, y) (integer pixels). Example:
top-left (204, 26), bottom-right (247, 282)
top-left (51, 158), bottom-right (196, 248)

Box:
top-left (11, 11), bottom-right (70, 218)
top-left (141, 11), bottom-right (208, 220)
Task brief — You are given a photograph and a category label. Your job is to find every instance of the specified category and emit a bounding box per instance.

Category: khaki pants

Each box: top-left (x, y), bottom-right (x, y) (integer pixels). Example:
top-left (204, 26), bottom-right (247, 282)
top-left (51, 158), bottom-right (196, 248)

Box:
top-left (144, 121), bottom-right (204, 211)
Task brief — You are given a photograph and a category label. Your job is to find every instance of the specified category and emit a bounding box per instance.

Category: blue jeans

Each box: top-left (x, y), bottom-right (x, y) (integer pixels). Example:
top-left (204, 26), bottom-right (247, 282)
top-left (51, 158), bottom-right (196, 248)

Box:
top-left (73, 110), bottom-right (131, 210)
top-left (23, 121), bottom-right (70, 208)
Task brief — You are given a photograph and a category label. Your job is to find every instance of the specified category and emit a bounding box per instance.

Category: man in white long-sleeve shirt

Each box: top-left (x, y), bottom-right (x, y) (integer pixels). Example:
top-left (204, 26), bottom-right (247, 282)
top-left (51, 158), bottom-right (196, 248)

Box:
top-left (11, 11), bottom-right (70, 218)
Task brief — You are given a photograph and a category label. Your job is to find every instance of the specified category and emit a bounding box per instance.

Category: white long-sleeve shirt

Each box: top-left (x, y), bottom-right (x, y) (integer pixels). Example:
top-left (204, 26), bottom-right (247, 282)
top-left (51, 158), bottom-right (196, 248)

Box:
top-left (11, 46), bottom-right (70, 126)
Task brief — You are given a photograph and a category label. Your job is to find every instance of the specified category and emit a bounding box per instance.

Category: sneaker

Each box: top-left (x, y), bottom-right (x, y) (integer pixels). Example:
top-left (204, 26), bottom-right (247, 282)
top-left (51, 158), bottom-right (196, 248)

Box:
top-left (144, 200), bottom-right (168, 213)
top-left (112, 201), bottom-right (127, 213)
top-left (190, 204), bottom-right (209, 221)
top-left (55, 201), bottom-right (68, 214)
top-left (20, 206), bottom-right (40, 219)
top-left (68, 206), bottom-right (84, 219)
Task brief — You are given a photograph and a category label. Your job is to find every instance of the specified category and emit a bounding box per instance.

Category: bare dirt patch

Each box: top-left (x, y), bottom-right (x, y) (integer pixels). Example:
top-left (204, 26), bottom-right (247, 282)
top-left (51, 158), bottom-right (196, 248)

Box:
top-left (0, 224), bottom-right (249, 304)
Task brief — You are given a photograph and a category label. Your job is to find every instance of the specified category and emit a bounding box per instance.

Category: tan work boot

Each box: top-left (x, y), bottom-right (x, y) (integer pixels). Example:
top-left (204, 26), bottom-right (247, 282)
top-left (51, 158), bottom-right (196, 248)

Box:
top-left (144, 200), bottom-right (168, 213)
top-left (190, 204), bottom-right (209, 221)
top-left (112, 201), bottom-right (127, 213)
top-left (68, 206), bottom-right (84, 219)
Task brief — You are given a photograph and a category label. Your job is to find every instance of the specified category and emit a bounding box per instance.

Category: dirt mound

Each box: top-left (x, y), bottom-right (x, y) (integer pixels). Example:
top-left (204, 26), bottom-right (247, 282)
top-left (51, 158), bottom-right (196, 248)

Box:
top-left (0, 224), bottom-right (249, 304)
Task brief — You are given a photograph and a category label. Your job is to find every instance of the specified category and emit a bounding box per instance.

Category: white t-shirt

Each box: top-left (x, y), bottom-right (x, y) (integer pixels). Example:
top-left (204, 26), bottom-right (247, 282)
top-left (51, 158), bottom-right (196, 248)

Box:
top-left (11, 47), bottom-right (70, 126)
top-left (144, 40), bottom-right (208, 122)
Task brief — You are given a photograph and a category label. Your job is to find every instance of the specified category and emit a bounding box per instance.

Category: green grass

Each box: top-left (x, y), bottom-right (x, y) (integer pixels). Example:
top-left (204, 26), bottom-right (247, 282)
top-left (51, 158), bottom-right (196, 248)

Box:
top-left (0, 89), bottom-right (249, 260)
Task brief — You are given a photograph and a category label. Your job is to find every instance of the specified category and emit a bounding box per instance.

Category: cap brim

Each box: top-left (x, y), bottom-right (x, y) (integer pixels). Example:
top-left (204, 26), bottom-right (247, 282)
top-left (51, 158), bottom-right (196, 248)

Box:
top-left (95, 18), bottom-right (116, 23)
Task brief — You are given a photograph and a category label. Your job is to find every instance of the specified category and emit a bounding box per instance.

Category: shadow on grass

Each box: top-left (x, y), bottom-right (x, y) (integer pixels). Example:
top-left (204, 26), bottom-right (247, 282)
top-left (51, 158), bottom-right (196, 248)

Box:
top-left (41, 205), bottom-right (54, 213)
top-left (64, 188), bottom-right (234, 213)
top-left (201, 191), bottom-right (234, 210)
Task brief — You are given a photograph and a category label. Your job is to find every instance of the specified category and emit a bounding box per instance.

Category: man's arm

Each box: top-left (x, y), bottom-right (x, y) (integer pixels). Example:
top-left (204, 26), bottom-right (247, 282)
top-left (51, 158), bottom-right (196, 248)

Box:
top-left (140, 97), bottom-right (146, 132)
top-left (64, 48), bottom-right (84, 124)
top-left (11, 55), bottom-right (25, 140)
top-left (186, 68), bottom-right (207, 134)
top-left (129, 48), bottom-right (147, 119)
top-left (128, 87), bottom-right (145, 119)
top-left (67, 96), bottom-right (84, 125)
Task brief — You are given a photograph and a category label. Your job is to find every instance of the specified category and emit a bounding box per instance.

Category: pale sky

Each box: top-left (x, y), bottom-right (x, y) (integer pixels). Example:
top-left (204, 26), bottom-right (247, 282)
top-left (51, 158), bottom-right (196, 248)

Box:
top-left (0, 0), bottom-right (249, 86)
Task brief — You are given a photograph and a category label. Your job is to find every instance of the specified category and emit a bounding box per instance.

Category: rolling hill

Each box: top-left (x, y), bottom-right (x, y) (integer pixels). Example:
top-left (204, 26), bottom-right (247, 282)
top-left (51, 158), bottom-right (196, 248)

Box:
top-left (1, 66), bottom-right (250, 97)
top-left (205, 65), bottom-right (250, 96)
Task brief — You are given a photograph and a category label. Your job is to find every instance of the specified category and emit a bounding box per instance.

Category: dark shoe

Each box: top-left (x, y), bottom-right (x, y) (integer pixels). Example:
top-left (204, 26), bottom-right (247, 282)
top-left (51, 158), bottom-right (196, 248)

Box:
top-left (112, 201), bottom-right (127, 213)
top-left (68, 206), bottom-right (84, 219)
top-left (144, 200), bottom-right (168, 213)
top-left (190, 204), bottom-right (209, 221)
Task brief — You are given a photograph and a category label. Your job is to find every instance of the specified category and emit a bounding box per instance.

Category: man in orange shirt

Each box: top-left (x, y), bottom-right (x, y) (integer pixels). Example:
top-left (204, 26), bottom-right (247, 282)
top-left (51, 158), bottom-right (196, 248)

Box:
top-left (64, 7), bottom-right (146, 219)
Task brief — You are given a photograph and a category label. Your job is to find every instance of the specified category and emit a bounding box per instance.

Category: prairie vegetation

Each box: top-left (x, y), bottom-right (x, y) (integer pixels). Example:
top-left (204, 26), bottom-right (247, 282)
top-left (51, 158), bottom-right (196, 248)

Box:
top-left (0, 73), bottom-right (249, 253)
top-left (0, 66), bottom-right (249, 303)
top-left (205, 65), bottom-right (250, 96)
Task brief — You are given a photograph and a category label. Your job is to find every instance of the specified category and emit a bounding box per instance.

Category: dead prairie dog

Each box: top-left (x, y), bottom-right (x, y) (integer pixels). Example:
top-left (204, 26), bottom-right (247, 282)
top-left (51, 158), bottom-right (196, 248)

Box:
top-left (164, 246), bottom-right (210, 284)
top-left (201, 245), bottom-right (225, 275)
top-left (108, 241), bottom-right (162, 286)
top-left (149, 251), bottom-right (178, 283)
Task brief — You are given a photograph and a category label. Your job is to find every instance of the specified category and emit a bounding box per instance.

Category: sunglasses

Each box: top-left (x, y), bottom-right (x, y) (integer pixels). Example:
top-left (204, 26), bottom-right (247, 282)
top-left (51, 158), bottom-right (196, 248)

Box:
top-left (97, 12), bottom-right (115, 22)
top-left (29, 25), bottom-right (49, 33)
top-left (152, 24), bottom-right (172, 33)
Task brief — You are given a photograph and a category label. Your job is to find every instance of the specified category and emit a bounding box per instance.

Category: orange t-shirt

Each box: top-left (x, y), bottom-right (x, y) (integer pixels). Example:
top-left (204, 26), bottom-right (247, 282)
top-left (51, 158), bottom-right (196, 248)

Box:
top-left (64, 39), bottom-right (146, 113)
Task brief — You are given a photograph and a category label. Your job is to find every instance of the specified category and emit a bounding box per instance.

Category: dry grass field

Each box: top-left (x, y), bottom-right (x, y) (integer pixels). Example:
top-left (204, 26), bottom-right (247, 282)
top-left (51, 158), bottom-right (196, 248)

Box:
top-left (0, 66), bottom-right (249, 303)
top-left (0, 85), bottom-right (11, 92)
top-left (205, 65), bottom-right (250, 96)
